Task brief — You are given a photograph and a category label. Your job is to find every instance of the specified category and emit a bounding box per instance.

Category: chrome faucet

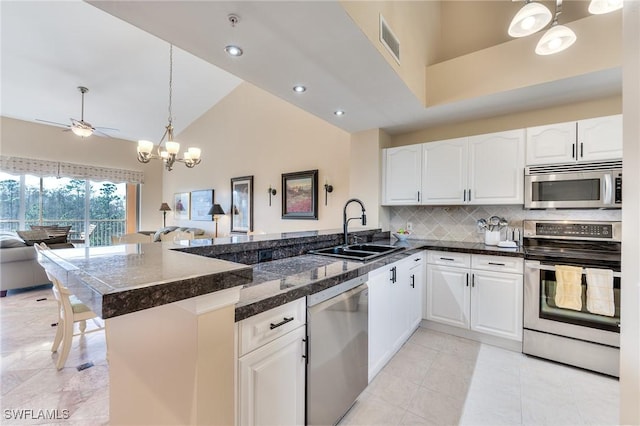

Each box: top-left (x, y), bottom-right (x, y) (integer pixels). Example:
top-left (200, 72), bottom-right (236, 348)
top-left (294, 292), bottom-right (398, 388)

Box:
top-left (343, 198), bottom-right (367, 245)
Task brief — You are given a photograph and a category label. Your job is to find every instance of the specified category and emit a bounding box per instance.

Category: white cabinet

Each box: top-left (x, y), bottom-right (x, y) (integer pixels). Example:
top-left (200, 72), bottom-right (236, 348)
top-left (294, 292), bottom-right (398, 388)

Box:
top-left (421, 138), bottom-right (468, 204)
top-left (368, 252), bottom-right (425, 381)
top-left (526, 115), bottom-right (622, 165)
top-left (468, 130), bottom-right (525, 205)
top-left (237, 299), bottom-right (306, 426)
top-left (421, 130), bottom-right (525, 205)
top-left (382, 145), bottom-right (422, 205)
top-left (425, 251), bottom-right (523, 341)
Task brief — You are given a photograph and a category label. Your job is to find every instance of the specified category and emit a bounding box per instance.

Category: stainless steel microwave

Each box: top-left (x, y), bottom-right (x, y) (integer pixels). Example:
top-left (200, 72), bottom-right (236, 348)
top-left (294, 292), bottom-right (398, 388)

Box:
top-left (525, 161), bottom-right (622, 209)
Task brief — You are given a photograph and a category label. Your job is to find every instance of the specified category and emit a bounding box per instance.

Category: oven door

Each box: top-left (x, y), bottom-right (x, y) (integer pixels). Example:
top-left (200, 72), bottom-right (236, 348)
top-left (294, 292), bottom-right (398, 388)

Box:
top-left (524, 260), bottom-right (620, 347)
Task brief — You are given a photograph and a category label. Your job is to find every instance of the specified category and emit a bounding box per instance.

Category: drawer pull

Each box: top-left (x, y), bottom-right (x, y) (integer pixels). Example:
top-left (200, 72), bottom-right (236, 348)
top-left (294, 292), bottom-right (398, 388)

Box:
top-left (270, 317), bottom-right (294, 330)
top-left (440, 257), bottom-right (455, 261)
top-left (488, 262), bottom-right (506, 266)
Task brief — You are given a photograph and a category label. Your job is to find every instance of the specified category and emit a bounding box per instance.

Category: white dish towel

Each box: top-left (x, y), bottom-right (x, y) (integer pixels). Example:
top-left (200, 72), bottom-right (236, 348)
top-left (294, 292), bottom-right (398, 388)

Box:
top-left (554, 265), bottom-right (583, 311)
top-left (586, 268), bottom-right (615, 317)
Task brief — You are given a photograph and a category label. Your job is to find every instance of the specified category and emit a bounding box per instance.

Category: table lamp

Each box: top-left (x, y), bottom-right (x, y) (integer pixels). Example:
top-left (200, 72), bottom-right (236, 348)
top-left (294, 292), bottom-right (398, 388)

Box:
top-left (159, 202), bottom-right (172, 227)
top-left (208, 204), bottom-right (226, 237)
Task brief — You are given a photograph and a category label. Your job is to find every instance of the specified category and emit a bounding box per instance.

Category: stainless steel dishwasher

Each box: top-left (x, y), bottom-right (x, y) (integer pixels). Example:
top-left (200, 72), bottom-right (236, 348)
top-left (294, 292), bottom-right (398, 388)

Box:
top-left (306, 275), bottom-right (368, 426)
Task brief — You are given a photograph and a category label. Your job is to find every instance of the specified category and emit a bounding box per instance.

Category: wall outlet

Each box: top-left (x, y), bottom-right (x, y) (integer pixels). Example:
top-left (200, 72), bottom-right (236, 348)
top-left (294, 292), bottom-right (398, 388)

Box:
top-left (406, 222), bottom-right (413, 231)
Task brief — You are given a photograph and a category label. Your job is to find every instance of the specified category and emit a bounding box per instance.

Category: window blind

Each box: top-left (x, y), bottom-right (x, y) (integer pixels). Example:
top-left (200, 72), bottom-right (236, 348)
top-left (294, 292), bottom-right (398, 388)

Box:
top-left (0, 155), bottom-right (145, 184)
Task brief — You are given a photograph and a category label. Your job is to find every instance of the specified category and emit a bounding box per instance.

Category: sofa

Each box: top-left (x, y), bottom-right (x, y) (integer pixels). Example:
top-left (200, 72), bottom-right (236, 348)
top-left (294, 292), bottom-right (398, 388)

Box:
top-left (0, 231), bottom-right (73, 297)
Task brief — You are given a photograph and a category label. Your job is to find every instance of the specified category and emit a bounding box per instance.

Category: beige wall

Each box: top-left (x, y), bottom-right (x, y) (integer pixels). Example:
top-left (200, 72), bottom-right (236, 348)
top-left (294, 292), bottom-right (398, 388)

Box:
top-left (620, 0), bottom-right (640, 422)
top-left (426, 13), bottom-right (622, 107)
top-left (163, 82), bottom-right (352, 236)
top-left (0, 116), bottom-right (163, 231)
top-left (341, 1), bottom-right (440, 106)
top-left (390, 95), bottom-right (622, 147)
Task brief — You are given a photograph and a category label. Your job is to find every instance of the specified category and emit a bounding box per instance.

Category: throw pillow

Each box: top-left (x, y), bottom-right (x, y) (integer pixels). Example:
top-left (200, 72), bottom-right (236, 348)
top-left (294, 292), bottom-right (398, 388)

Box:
top-left (153, 226), bottom-right (178, 242)
top-left (0, 235), bottom-right (27, 248)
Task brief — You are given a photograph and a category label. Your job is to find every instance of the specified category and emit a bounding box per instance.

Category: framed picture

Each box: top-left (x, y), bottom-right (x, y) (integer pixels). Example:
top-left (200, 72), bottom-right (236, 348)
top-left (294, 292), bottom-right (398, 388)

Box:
top-left (282, 169), bottom-right (318, 220)
top-left (190, 189), bottom-right (214, 221)
top-left (174, 192), bottom-right (190, 220)
top-left (231, 176), bottom-right (253, 233)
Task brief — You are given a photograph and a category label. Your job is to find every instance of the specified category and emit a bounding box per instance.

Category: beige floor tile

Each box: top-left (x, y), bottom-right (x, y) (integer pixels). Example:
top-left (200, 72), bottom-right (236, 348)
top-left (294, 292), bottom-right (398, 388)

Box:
top-left (407, 387), bottom-right (464, 426)
top-left (367, 370), bottom-right (420, 410)
top-left (399, 410), bottom-right (437, 426)
top-left (341, 391), bottom-right (406, 426)
top-left (420, 366), bottom-right (471, 400)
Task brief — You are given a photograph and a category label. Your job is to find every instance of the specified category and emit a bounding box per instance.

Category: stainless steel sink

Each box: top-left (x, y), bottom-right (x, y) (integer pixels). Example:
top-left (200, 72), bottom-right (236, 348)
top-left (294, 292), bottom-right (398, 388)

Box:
top-left (309, 243), bottom-right (404, 261)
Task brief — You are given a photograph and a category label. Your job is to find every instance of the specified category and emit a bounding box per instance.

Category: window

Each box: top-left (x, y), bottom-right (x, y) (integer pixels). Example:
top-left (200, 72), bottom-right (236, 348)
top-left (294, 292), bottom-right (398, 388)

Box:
top-left (0, 172), bottom-right (130, 246)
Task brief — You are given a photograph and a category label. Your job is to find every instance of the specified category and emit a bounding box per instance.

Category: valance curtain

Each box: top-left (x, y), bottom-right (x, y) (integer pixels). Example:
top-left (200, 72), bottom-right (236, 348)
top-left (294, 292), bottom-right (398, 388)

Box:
top-left (0, 155), bottom-right (145, 184)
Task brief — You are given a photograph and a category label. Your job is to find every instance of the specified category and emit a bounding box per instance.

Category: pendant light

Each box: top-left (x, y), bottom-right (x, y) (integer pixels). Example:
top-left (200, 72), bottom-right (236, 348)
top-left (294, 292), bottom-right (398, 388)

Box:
top-left (508, 0), bottom-right (552, 38)
top-left (535, 0), bottom-right (576, 56)
top-left (137, 44), bottom-right (202, 171)
top-left (588, 0), bottom-right (623, 14)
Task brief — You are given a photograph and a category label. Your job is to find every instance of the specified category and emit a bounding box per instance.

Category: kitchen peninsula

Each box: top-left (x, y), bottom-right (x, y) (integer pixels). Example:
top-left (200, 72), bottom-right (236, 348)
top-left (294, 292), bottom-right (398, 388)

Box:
top-left (36, 229), bottom-right (525, 425)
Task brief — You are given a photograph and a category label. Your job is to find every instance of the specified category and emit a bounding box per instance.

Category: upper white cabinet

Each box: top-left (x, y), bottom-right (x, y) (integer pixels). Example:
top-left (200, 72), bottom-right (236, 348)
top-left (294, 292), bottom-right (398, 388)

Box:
top-left (468, 130), bottom-right (525, 205)
top-left (382, 145), bottom-right (422, 205)
top-left (421, 130), bottom-right (525, 205)
top-left (421, 138), bottom-right (468, 204)
top-left (526, 115), bottom-right (622, 165)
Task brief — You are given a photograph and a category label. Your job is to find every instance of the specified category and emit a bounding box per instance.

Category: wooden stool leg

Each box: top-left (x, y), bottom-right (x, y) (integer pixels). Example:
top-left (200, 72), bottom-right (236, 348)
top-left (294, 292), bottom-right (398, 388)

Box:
top-left (51, 320), bottom-right (63, 352)
top-left (56, 318), bottom-right (74, 369)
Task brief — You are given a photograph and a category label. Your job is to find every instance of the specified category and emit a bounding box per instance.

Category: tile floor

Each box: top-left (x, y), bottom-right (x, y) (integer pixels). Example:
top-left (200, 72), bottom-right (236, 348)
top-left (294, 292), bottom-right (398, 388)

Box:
top-left (1, 286), bottom-right (619, 425)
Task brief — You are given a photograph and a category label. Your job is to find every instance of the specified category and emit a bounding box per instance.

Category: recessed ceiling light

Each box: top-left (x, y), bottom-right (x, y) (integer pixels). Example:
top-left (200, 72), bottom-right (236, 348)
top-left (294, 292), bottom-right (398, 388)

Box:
top-left (334, 110), bottom-right (345, 116)
top-left (293, 85), bottom-right (306, 93)
top-left (224, 45), bottom-right (243, 57)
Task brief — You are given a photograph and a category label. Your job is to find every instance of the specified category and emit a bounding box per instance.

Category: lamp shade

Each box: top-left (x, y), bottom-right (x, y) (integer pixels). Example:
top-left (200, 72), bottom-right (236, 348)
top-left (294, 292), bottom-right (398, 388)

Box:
top-left (508, 1), bottom-right (553, 38)
top-left (159, 202), bottom-right (172, 212)
top-left (208, 204), bottom-right (225, 216)
top-left (588, 0), bottom-right (623, 14)
top-left (535, 24), bottom-right (577, 55)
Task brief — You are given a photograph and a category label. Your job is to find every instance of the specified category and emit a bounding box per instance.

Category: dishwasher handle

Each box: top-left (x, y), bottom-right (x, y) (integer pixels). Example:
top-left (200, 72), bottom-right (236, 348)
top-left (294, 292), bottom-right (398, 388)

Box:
top-left (307, 283), bottom-right (368, 314)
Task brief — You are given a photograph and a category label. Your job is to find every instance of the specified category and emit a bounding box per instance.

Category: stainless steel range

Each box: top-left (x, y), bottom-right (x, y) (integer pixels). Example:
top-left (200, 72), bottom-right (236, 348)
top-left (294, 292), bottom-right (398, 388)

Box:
top-left (523, 220), bottom-right (622, 377)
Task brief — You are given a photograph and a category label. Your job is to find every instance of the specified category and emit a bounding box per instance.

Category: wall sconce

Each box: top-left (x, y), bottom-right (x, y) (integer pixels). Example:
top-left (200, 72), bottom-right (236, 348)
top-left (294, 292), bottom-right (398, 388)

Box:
top-left (207, 204), bottom-right (226, 238)
top-left (159, 202), bottom-right (172, 227)
top-left (268, 186), bottom-right (277, 206)
top-left (324, 181), bottom-right (334, 206)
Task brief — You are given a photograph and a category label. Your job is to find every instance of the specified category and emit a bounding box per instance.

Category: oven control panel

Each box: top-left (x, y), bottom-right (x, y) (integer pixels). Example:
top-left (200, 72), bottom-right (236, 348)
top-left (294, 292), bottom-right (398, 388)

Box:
top-left (523, 220), bottom-right (622, 242)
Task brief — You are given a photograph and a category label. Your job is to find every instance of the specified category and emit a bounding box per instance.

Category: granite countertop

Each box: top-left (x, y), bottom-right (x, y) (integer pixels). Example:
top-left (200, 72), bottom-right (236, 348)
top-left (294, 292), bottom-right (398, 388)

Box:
top-left (234, 237), bottom-right (524, 321)
top-left (36, 228), bottom-right (525, 322)
top-left (37, 242), bottom-right (252, 319)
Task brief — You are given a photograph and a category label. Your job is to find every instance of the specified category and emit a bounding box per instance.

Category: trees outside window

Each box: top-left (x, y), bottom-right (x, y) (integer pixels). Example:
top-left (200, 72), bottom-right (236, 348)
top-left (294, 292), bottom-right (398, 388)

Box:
top-left (0, 172), bottom-right (127, 246)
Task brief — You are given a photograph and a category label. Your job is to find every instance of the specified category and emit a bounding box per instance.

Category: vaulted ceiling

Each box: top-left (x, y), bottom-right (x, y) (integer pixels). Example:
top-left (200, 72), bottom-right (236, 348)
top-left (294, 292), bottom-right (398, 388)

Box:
top-left (1, 1), bottom-right (620, 143)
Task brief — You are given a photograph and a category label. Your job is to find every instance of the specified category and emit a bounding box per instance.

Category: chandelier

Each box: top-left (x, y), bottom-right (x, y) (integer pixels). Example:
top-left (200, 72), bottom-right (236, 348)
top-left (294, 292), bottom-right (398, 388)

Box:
top-left (137, 44), bottom-right (201, 171)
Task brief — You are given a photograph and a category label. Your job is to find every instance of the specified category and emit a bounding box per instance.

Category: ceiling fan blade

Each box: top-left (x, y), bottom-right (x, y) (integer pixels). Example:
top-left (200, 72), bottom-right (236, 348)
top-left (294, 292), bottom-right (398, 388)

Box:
top-left (95, 126), bottom-right (119, 132)
top-left (94, 129), bottom-right (113, 138)
top-left (35, 118), bottom-right (70, 128)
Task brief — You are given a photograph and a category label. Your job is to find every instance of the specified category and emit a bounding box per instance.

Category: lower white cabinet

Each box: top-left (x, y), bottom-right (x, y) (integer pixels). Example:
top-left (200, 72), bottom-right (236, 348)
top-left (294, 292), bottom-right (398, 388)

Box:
top-left (369, 252), bottom-right (425, 381)
top-left (237, 299), bottom-right (306, 426)
top-left (425, 251), bottom-right (523, 341)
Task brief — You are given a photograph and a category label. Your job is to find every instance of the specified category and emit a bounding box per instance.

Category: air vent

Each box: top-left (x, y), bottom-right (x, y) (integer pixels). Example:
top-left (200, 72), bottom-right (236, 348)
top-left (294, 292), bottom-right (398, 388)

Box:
top-left (526, 160), bottom-right (623, 174)
top-left (379, 15), bottom-right (400, 64)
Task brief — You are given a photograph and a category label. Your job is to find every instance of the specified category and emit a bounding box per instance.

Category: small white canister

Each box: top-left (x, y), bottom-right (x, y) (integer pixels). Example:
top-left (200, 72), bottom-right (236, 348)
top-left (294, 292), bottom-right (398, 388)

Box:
top-left (484, 230), bottom-right (501, 246)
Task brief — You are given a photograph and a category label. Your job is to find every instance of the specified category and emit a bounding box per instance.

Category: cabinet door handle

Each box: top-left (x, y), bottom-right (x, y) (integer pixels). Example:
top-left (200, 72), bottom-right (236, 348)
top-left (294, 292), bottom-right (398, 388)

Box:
top-left (467, 189), bottom-right (471, 202)
top-left (414, 258), bottom-right (421, 262)
top-left (580, 142), bottom-right (584, 158)
top-left (572, 143), bottom-right (576, 159)
top-left (463, 190), bottom-right (466, 202)
top-left (302, 338), bottom-right (308, 361)
top-left (410, 274), bottom-right (415, 288)
top-left (488, 262), bottom-right (506, 266)
top-left (466, 273), bottom-right (469, 287)
top-left (417, 191), bottom-right (421, 202)
top-left (440, 257), bottom-right (455, 261)
top-left (472, 274), bottom-right (475, 287)
top-left (390, 266), bottom-right (397, 283)
top-left (270, 317), bottom-right (294, 330)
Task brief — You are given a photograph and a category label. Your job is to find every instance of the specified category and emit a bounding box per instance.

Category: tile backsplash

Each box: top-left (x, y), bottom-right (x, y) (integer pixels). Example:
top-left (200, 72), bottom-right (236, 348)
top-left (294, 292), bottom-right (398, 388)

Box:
top-left (389, 205), bottom-right (622, 243)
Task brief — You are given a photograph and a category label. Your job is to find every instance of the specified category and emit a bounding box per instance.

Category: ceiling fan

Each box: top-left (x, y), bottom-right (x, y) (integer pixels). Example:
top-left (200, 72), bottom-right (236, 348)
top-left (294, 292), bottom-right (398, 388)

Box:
top-left (37, 86), bottom-right (118, 138)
